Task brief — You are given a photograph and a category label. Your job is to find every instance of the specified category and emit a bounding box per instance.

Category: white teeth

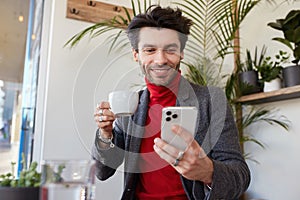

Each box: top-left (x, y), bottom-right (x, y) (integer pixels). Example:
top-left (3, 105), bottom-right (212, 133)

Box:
top-left (152, 69), bottom-right (167, 72)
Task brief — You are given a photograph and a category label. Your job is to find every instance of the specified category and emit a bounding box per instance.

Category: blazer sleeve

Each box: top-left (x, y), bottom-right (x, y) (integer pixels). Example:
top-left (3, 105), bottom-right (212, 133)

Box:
top-left (190, 86), bottom-right (250, 199)
top-left (91, 122), bottom-right (125, 181)
top-left (208, 101), bottom-right (250, 199)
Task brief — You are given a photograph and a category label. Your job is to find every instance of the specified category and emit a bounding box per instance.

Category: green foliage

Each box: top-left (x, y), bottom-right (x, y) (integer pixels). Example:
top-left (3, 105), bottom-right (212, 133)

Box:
top-left (176, 0), bottom-right (265, 98)
top-left (233, 47), bottom-right (264, 96)
top-left (40, 163), bottom-right (66, 186)
top-left (268, 9), bottom-right (300, 65)
top-left (174, 0), bottom-right (260, 60)
top-left (237, 47), bottom-right (290, 83)
top-left (225, 58), bottom-right (290, 152)
top-left (239, 46), bottom-right (267, 72)
top-left (50, 164), bottom-right (65, 183)
top-left (242, 106), bottom-right (290, 131)
top-left (240, 105), bottom-right (290, 153)
top-left (0, 160), bottom-right (41, 187)
top-left (225, 73), bottom-right (239, 103)
top-left (64, 0), bottom-right (292, 159)
top-left (64, 0), bottom-right (153, 52)
top-left (65, 0), bottom-right (261, 86)
top-left (184, 63), bottom-right (206, 86)
top-left (257, 50), bottom-right (289, 82)
top-left (183, 58), bottom-right (223, 87)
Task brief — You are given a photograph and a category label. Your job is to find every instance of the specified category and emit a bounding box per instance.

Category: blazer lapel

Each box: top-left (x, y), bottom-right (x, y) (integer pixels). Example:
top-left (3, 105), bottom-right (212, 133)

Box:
top-left (125, 89), bottom-right (149, 173)
top-left (176, 77), bottom-right (199, 109)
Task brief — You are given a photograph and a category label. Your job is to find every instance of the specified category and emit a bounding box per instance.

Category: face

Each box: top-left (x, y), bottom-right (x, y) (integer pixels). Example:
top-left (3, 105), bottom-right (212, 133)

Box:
top-left (133, 27), bottom-right (184, 86)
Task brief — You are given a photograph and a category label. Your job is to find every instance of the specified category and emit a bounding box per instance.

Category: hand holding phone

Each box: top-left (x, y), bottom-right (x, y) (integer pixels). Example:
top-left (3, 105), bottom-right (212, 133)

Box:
top-left (161, 107), bottom-right (198, 150)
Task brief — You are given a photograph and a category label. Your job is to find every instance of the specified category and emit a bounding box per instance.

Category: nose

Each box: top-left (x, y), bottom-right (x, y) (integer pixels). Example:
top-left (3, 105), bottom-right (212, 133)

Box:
top-left (153, 50), bottom-right (168, 65)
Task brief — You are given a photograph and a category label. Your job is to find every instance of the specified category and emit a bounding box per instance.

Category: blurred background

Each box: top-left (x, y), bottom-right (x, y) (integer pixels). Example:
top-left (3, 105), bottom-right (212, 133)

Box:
top-left (0, 0), bottom-right (35, 174)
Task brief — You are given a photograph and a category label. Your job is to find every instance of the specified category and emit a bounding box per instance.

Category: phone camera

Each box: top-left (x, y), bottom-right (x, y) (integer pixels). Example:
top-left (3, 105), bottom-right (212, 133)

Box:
top-left (166, 117), bottom-right (172, 121)
top-left (166, 111), bottom-right (172, 115)
top-left (172, 114), bottom-right (178, 119)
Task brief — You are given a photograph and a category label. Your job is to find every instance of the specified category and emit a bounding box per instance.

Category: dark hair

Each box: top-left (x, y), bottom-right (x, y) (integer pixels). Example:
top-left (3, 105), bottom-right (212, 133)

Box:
top-left (126, 5), bottom-right (193, 51)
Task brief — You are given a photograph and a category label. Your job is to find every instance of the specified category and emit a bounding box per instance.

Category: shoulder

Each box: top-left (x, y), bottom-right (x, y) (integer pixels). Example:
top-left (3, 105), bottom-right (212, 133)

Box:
top-left (189, 82), bottom-right (226, 102)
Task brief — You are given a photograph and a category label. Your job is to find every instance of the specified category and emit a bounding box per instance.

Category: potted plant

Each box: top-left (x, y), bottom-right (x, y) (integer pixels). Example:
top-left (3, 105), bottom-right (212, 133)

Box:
top-left (237, 48), bottom-right (264, 95)
top-left (0, 160), bottom-right (41, 200)
top-left (256, 50), bottom-right (289, 92)
top-left (268, 9), bottom-right (300, 87)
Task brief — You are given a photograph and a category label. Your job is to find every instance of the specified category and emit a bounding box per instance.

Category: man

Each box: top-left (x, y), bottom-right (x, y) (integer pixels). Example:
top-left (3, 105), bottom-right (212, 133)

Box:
top-left (92, 5), bottom-right (250, 200)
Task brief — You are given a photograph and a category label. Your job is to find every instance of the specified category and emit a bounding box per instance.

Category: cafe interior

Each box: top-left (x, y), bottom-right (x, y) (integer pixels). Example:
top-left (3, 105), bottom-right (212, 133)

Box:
top-left (0, 0), bottom-right (300, 199)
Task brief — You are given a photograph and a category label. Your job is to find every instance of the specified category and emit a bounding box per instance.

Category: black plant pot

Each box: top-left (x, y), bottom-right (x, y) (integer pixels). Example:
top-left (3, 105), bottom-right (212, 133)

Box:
top-left (0, 187), bottom-right (40, 200)
top-left (238, 70), bottom-right (262, 95)
top-left (282, 65), bottom-right (300, 87)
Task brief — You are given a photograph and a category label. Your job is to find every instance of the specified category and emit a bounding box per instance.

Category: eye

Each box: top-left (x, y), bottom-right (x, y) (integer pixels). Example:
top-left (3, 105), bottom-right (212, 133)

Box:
top-left (142, 47), bottom-right (157, 55)
top-left (164, 48), bottom-right (178, 54)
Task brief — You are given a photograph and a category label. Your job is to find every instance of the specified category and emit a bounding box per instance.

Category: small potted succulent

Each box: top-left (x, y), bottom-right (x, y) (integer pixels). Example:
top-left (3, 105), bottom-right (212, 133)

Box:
top-left (256, 50), bottom-right (289, 92)
top-left (0, 159), bottom-right (41, 200)
top-left (268, 9), bottom-right (300, 87)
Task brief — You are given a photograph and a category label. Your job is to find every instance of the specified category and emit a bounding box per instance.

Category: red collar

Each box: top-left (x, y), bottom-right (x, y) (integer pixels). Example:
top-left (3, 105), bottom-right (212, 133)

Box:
top-left (145, 71), bottom-right (181, 104)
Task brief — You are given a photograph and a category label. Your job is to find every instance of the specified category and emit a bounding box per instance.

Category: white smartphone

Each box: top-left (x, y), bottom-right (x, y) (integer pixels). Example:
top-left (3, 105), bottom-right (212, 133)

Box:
top-left (161, 106), bottom-right (198, 150)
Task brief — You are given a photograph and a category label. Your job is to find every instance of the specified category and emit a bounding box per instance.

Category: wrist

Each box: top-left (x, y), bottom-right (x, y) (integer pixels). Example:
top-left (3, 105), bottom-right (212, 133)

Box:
top-left (97, 130), bottom-right (114, 148)
top-left (203, 158), bottom-right (214, 184)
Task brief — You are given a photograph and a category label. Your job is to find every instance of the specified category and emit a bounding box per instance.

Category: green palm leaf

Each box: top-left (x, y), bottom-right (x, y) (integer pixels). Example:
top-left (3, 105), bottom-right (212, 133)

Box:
top-left (242, 106), bottom-right (290, 130)
top-left (241, 135), bottom-right (265, 149)
top-left (174, 0), bottom-right (230, 60)
top-left (213, 0), bottom-right (260, 59)
top-left (184, 63), bottom-right (206, 86)
top-left (183, 57), bottom-right (223, 87)
top-left (64, 0), bottom-right (151, 49)
top-left (64, 0), bottom-right (293, 161)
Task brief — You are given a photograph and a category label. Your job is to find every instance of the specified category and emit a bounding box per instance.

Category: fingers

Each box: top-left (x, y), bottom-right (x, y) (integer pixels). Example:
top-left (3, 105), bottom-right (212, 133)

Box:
top-left (94, 109), bottom-right (115, 124)
top-left (153, 141), bottom-right (177, 166)
top-left (94, 102), bottom-right (111, 117)
top-left (94, 101), bottom-right (115, 134)
top-left (154, 125), bottom-right (207, 167)
top-left (172, 125), bottom-right (206, 159)
top-left (153, 138), bottom-right (185, 167)
top-left (97, 101), bottom-right (110, 110)
top-left (94, 101), bottom-right (115, 120)
top-left (171, 125), bottom-right (194, 148)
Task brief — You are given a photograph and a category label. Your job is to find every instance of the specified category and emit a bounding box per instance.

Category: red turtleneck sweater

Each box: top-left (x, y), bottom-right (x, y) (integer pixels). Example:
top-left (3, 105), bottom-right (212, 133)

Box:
top-left (136, 73), bottom-right (188, 200)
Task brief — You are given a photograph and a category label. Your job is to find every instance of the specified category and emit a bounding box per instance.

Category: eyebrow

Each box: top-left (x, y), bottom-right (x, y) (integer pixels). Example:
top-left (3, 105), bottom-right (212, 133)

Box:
top-left (141, 43), bottom-right (179, 49)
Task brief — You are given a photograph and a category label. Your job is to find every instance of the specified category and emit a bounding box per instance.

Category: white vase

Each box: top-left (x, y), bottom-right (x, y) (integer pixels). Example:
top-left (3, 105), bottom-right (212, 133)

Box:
top-left (263, 78), bottom-right (282, 92)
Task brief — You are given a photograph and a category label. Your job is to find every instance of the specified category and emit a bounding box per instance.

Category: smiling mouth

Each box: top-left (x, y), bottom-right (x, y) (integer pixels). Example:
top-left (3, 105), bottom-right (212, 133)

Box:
top-left (151, 68), bottom-right (170, 72)
top-left (150, 68), bottom-right (171, 76)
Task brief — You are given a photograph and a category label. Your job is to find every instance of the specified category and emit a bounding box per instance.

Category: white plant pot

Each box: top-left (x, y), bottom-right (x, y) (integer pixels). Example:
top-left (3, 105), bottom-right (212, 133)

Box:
top-left (263, 78), bottom-right (282, 92)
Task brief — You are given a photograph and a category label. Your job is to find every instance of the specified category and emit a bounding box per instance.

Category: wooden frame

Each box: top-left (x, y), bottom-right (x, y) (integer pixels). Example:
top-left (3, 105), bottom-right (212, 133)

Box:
top-left (66, 0), bottom-right (133, 24)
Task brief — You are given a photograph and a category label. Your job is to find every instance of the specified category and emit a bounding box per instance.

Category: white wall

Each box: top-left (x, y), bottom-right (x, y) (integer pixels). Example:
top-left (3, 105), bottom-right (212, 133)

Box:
top-left (245, 100), bottom-right (300, 200)
top-left (34, 0), bottom-right (300, 199)
top-left (33, 0), bottom-right (140, 199)
top-left (240, 1), bottom-right (300, 199)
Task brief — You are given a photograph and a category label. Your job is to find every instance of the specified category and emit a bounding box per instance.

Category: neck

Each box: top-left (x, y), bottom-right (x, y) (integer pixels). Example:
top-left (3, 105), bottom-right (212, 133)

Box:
top-left (146, 72), bottom-right (181, 102)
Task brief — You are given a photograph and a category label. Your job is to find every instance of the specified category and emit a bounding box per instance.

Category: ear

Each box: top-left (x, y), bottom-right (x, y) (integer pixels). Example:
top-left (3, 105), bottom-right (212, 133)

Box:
top-left (180, 52), bottom-right (184, 60)
top-left (132, 48), bottom-right (139, 62)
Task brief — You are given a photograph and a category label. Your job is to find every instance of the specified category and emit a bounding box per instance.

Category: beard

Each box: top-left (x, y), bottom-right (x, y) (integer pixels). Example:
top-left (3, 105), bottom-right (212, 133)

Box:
top-left (140, 61), bottom-right (181, 86)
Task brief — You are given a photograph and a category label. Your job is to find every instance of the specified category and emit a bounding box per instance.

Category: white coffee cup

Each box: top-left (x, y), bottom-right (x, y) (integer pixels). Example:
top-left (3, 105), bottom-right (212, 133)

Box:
top-left (108, 90), bottom-right (139, 117)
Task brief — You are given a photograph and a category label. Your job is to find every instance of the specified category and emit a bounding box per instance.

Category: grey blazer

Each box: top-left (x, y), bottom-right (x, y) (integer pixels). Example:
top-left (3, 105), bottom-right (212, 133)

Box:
top-left (92, 77), bottom-right (250, 200)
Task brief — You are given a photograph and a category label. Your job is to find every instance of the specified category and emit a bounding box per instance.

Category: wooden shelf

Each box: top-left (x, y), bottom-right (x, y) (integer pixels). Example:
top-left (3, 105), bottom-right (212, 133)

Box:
top-left (236, 85), bottom-right (300, 104)
top-left (66, 0), bottom-right (133, 24)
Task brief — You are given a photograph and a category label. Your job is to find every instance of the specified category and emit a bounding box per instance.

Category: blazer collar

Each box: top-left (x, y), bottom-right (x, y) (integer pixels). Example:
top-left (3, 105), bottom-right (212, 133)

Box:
top-left (176, 77), bottom-right (199, 108)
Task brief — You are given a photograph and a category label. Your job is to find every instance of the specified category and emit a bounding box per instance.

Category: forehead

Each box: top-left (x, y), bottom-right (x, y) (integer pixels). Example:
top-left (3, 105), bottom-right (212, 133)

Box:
top-left (138, 27), bottom-right (181, 47)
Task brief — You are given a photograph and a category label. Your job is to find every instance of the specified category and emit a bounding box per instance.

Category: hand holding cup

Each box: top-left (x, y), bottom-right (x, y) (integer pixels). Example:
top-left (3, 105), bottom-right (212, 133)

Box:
top-left (94, 90), bottom-right (138, 137)
top-left (94, 101), bottom-right (115, 137)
